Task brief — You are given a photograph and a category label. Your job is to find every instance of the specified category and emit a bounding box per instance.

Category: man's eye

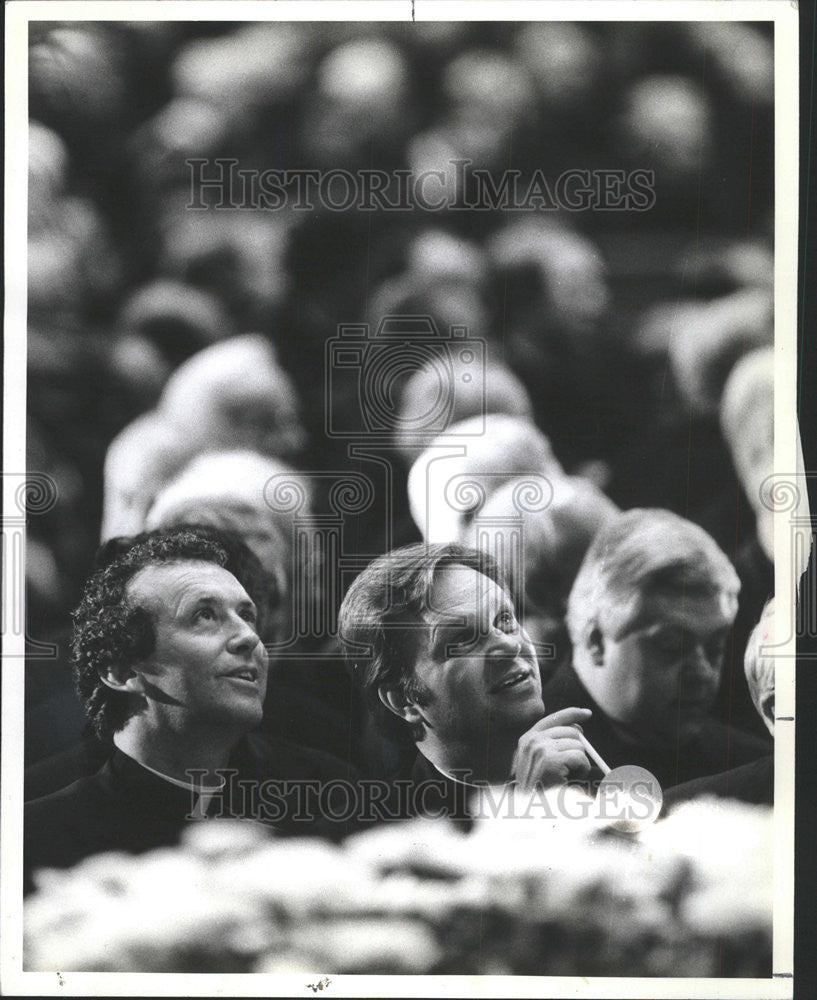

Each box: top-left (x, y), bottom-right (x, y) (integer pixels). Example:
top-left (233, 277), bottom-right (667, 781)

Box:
top-left (496, 610), bottom-right (518, 633)
top-left (194, 607), bottom-right (216, 622)
top-left (241, 608), bottom-right (258, 625)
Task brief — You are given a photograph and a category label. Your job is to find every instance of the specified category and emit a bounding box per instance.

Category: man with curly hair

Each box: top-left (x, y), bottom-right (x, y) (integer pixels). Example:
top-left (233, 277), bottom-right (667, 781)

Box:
top-left (24, 523), bottom-right (278, 799)
top-left (25, 528), bottom-right (357, 890)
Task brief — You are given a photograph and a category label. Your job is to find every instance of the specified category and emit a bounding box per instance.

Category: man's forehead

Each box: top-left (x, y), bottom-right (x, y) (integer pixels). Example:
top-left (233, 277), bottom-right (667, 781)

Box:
top-left (126, 560), bottom-right (246, 608)
top-left (613, 587), bottom-right (736, 636)
top-left (426, 565), bottom-right (510, 619)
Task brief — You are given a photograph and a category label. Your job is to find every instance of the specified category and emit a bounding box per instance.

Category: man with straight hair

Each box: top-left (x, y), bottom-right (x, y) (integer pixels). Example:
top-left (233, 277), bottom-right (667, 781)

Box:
top-left (546, 508), bottom-right (770, 788)
top-left (339, 542), bottom-right (592, 815)
top-left (663, 599), bottom-right (775, 807)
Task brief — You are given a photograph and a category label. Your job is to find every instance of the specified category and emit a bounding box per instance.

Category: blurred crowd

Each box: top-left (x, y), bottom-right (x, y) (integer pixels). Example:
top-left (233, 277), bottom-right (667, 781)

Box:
top-left (26, 18), bottom-right (776, 768)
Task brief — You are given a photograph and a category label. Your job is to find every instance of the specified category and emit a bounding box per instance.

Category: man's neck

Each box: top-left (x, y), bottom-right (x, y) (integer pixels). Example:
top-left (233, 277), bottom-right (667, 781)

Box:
top-left (113, 722), bottom-right (237, 785)
top-left (417, 731), bottom-right (521, 785)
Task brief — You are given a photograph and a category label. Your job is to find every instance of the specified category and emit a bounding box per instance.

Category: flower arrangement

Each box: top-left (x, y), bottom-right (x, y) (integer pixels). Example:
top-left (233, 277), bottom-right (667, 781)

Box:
top-left (25, 794), bottom-right (772, 976)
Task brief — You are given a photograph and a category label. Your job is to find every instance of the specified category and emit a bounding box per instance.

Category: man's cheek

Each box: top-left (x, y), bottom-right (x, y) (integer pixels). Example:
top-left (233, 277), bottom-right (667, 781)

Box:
top-left (518, 630), bottom-right (537, 661)
top-left (620, 661), bottom-right (650, 711)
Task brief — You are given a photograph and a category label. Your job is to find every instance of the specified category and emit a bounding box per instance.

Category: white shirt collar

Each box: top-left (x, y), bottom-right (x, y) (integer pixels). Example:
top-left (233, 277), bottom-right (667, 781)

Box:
top-left (122, 752), bottom-right (226, 793)
top-left (419, 753), bottom-right (486, 788)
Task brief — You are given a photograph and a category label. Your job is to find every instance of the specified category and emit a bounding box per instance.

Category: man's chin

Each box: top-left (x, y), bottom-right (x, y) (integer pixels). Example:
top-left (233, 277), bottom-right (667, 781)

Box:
top-left (634, 707), bottom-right (711, 748)
top-left (525, 697), bottom-right (546, 725)
top-left (208, 702), bottom-right (265, 734)
top-left (493, 695), bottom-right (545, 730)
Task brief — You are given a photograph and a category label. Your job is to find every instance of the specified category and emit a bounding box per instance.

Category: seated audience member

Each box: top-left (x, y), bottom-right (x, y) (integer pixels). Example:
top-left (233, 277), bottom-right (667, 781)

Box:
top-left (487, 217), bottom-right (611, 344)
top-left (712, 346), bottom-right (778, 734)
top-left (369, 229), bottom-right (488, 329)
top-left (407, 414), bottom-right (565, 544)
top-left (618, 289), bottom-right (771, 542)
top-left (101, 411), bottom-right (192, 541)
top-left (484, 218), bottom-right (632, 472)
top-left (617, 75), bottom-right (715, 196)
top-left (393, 351), bottom-right (534, 467)
top-left (458, 475), bottom-right (619, 684)
top-left (158, 205), bottom-right (290, 330)
top-left (157, 333), bottom-right (306, 459)
top-left (744, 600), bottom-right (776, 738)
top-left (113, 278), bottom-right (234, 368)
top-left (299, 36), bottom-right (415, 171)
top-left (720, 346), bottom-right (774, 560)
top-left (144, 450), bottom-right (359, 763)
top-left (338, 542), bottom-right (592, 817)
top-left (144, 449), bottom-right (302, 626)
top-left (544, 509), bottom-right (771, 789)
top-left (101, 331), bottom-right (308, 541)
top-left (25, 529), bottom-right (358, 890)
top-left (663, 600), bottom-right (775, 808)
top-left (24, 524), bottom-right (278, 800)
top-left (405, 229), bottom-right (487, 300)
top-left (434, 49), bottom-right (539, 173)
top-left (669, 288), bottom-right (772, 419)
top-left (513, 22), bottom-right (603, 124)
top-left (674, 238), bottom-right (773, 298)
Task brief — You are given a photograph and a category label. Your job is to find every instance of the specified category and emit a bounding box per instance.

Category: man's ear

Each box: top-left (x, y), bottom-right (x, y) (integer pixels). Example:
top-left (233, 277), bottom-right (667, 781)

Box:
top-left (587, 624), bottom-right (605, 666)
top-left (378, 686), bottom-right (424, 724)
top-left (98, 662), bottom-right (146, 695)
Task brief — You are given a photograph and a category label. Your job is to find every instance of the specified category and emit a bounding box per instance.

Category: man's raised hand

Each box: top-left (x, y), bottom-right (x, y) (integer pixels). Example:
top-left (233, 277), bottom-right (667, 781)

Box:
top-left (511, 707), bottom-right (593, 791)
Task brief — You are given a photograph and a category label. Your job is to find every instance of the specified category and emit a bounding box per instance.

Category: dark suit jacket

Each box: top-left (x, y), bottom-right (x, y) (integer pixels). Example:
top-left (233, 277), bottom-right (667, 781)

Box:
top-left (400, 752), bottom-right (475, 824)
top-left (24, 734), bottom-right (362, 893)
top-left (662, 755), bottom-right (773, 811)
top-left (24, 727), bottom-right (112, 801)
top-left (391, 751), bottom-right (603, 825)
top-left (541, 662), bottom-right (772, 790)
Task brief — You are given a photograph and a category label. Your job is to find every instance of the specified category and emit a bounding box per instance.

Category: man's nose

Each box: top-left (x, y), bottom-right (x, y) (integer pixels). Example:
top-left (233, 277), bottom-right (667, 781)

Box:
top-left (486, 627), bottom-right (522, 658)
top-left (681, 643), bottom-right (721, 684)
top-left (227, 616), bottom-right (261, 654)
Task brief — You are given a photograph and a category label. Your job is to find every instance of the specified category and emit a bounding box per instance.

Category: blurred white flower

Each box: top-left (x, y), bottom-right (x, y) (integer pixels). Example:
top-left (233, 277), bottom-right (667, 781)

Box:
top-left (642, 798), bottom-right (773, 936)
top-left (280, 917), bottom-right (442, 973)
